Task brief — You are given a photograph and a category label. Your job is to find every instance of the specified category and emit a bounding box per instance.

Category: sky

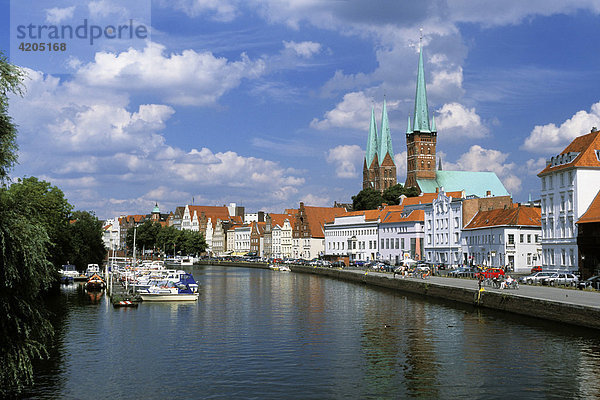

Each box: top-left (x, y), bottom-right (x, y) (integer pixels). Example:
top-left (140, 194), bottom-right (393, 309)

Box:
top-left (3, 0), bottom-right (600, 220)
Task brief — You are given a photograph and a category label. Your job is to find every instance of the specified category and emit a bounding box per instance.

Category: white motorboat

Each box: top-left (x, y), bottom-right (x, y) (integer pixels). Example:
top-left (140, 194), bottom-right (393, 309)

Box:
top-left (139, 289), bottom-right (199, 302)
top-left (138, 273), bottom-right (199, 301)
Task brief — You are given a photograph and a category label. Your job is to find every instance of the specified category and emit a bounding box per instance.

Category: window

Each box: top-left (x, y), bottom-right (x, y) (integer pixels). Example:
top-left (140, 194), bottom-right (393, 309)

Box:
top-left (535, 234), bottom-right (540, 243)
top-left (527, 234), bottom-right (531, 243)
top-left (395, 238), bottom-right (399, 249)
top-left (520, 234), bottom-right (524, 243)
top-left (508, 234), bottom-right (514, 245)
top-left (542, 177), bottom-right (546, 190)
top-left (401, 238), bottom-right (405, 249)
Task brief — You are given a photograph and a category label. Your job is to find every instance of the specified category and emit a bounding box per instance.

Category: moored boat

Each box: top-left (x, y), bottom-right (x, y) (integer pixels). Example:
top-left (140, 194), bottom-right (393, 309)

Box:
top-left (139, 273), bottom-right (199, 301)
top-left (85, 273), bottom-right (106, 290)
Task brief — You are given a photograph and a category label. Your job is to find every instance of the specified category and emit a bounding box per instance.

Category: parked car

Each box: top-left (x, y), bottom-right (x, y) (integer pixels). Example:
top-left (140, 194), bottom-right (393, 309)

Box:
top-left (542, 272), bottom-right (579, 287)
top-left (521, 271), bottom-right (555, 285)
top-left (476, 268), bottom-right (505, 280)
top-left (577, 275), bottom-right (600, 290)
top-left (530, 265), bottom-right (543, 273)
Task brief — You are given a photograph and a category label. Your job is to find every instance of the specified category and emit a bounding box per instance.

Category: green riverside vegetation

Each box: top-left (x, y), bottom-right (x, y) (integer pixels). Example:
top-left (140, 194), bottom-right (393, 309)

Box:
top-left (0, 53), bottom-right (105, 395)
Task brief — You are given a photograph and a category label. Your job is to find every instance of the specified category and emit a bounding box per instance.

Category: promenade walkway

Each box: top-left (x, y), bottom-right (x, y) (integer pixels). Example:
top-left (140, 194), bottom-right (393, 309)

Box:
top-left (360, 270), bottom-right (600, 309)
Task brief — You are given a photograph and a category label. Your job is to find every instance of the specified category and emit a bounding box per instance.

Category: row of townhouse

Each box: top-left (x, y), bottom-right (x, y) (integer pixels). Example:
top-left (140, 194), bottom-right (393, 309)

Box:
top-left (324, 190), bottom-right (543, 273)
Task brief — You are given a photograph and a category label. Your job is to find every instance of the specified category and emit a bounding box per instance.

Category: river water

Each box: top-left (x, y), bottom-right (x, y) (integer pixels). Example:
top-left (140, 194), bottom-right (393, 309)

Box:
top-left (22, 265), bottom-right (600, 399)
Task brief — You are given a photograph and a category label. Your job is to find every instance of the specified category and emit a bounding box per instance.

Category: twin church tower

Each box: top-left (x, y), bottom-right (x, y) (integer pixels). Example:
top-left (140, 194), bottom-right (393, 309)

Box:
top-left (362, 43), bottom-right (437, 191)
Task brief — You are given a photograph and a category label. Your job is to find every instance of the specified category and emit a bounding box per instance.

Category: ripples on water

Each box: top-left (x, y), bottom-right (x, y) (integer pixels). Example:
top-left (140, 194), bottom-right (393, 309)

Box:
top-left (21, 265), bottom-right (600, 399)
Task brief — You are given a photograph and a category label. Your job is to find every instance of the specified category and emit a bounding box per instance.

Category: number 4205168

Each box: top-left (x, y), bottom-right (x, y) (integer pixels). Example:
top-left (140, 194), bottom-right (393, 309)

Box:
top-left (19, 42), bottom-right (67, 51)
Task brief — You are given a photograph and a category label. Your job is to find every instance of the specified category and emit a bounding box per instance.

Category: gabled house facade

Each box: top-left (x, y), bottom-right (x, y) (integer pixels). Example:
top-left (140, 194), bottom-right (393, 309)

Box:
top-left (538, 128), bottom-right (600, 272)
top-left (293, 202), bottom-right (347, 260)
top-left (462, 206), bottom-right (542, 272)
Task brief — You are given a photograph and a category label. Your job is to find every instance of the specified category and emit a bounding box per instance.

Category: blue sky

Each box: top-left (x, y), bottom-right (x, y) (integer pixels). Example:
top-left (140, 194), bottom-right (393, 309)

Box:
top-left (3, 0), bottom-right (600, 219)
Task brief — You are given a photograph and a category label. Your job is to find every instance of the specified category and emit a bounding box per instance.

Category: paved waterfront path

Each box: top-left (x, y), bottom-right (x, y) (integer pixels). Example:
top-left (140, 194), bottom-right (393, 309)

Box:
top-left (342, 268), bottom-right (600, 309)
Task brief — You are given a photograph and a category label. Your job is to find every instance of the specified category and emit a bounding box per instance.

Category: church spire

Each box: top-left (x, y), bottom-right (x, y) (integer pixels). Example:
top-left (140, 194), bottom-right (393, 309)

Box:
top-left (365, 106), bottom-right (379, 167)
top-left (411, 39), bottom-right (432, 133)
top-left (379, 99), bottom-right (394, 164)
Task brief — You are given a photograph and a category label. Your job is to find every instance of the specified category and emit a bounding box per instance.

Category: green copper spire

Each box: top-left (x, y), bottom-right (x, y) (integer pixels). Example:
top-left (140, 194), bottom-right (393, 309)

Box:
top-left (411, 45), bottom-right (432, 133)
top-left (431, 114), bottom-right (436, 132)
top-left (365, 106), bottom-right (379, 167)
top-left (379, 99), bottom-right (394, 164)
top-left (406, 115), bottom-right (411, 134)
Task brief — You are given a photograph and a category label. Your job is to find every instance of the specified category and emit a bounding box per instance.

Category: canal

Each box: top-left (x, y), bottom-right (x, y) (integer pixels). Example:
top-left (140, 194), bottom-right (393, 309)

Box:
top-left (23, 265), bottom-right (600, 399)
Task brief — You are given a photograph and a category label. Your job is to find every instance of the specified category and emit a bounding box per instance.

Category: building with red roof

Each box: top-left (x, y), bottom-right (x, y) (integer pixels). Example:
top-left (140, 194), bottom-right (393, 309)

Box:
top-left (538, 127), bottom-right (600, 272)
top-left (463, 206), bottom-right (542, 272)
top-left (292, 202), bottom-right (347, 260)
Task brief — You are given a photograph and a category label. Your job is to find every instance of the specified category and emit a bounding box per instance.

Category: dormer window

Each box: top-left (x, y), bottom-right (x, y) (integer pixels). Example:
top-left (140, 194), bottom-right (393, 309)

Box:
top-left (596, 149), bottom-right (600, 162)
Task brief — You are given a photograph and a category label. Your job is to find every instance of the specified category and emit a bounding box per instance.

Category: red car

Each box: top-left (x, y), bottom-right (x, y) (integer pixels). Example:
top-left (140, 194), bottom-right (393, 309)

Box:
top-left (476, 268), bottom-right (505, 279)
top-left (531, 266), bottom-right (542, 273)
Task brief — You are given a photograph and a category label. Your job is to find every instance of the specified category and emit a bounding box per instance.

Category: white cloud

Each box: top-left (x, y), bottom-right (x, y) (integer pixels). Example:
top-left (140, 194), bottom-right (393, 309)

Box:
top-left (525, 157), bottom-right (548, 175)
top-left (88, 0), bottom-right (127, 18)
top-left (522, 102), bottom-right (600, 154)
top-left (311, 91), bottom-right (372, 130)
top-left (435, 102), bottom-right (489, 139)
top-left (311, 91), bottom-right (399, 131)
top-left (444, 145), bottom-right (521, 194)
top-left (394, 151), bottom-right (407, 183)
top-left (74, 42), bottom-right (266, 106)
top-left (283, 40), bottom-right (322, 58)
top-left (160, 0), bottom-right (238, 21)
top-left (301, 193), bottom-right (331, 207)
top-left (326, 145), bottom-right (363, 178)
top-left (45, 6), bottom-right (75, 24)
top-left (9, 67), bottom-right (306, 218)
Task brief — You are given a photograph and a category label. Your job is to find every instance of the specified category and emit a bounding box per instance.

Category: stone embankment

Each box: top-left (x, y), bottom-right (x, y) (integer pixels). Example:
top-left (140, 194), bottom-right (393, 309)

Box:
top-left (197, 260), bottom-right (600, 330)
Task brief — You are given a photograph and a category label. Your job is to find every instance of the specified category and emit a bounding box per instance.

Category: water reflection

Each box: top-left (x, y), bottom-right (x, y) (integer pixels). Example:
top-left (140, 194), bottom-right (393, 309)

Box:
top-left (20, 265), bottom-right (600, 399)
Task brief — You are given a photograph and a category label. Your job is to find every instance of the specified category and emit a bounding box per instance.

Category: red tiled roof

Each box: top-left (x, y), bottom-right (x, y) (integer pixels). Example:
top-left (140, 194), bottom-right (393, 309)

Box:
top-left (381, 209), bottom-right (425, 223)
top-left (538, 130), bottom-right (600, 176)
top-left (187, 205), bottom-right (232, 229)
top-left (269, 213), bottom-right (295, 228)
top-left (464, 206), bottom-right (541, 229)
top-left (303, 206), bottom-right (347, 238)
top-left (577, 189), bottom-right (600, 224)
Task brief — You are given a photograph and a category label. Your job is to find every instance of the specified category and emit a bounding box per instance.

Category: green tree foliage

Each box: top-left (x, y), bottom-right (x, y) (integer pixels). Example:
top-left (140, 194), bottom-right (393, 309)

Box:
top-left (8, 177), bottom-right (73, 267)
top-left (352, 187), bottom-right (383, 211)
top-left (382, 184), bottom-right (420, 205)
top-left (0, 55), bottom-right (54, 396)
top-left (179, 229), bottom-right (207, 256)
top-left (125, 220), bottom-right (162, 253)
top-left (129, 224), bottom-right (207, 257)
top-left (68, 211), bottom-right (106, 271)
top-left (0, 52), bottom-right (24, 182)
top-left (352, 184), bottom-right (420, 210)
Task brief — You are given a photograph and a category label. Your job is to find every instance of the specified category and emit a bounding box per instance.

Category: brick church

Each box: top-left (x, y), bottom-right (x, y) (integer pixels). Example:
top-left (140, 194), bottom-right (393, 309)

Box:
top-left (363, 42), bottom-right (509, 199)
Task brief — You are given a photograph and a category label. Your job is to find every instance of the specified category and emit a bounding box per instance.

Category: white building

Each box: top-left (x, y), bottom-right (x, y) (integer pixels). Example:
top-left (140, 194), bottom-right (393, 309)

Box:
top-left (234, 225), bottom-right (251, 255)
top-left (279, 219), bottom-right (294, 259)
top-left (379, 209), bottom-right (425, 264)
top-left (324, 209), bottom-right (381, 263)
top-left (538, 128), bottom-right (600, 271)
top-left (102, 218), bottom-right (121, 251)
top-left (462, 206), bottom-right (542, 272)
top-left (423, 190), bottom-right (466, 267)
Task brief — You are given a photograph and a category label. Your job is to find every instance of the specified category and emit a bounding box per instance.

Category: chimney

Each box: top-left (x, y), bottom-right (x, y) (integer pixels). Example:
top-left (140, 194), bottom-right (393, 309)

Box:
top-left (435, 187), bottom-right (439, 193)
top-left (486, 190), bottom-right (491, 197)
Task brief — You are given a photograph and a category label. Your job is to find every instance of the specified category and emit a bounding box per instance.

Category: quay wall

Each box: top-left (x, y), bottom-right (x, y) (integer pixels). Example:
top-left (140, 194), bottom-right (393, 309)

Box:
top-left (195, 261), bottom-right (600, 330)
top-left (290, 265), bottom-right (600, 331)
